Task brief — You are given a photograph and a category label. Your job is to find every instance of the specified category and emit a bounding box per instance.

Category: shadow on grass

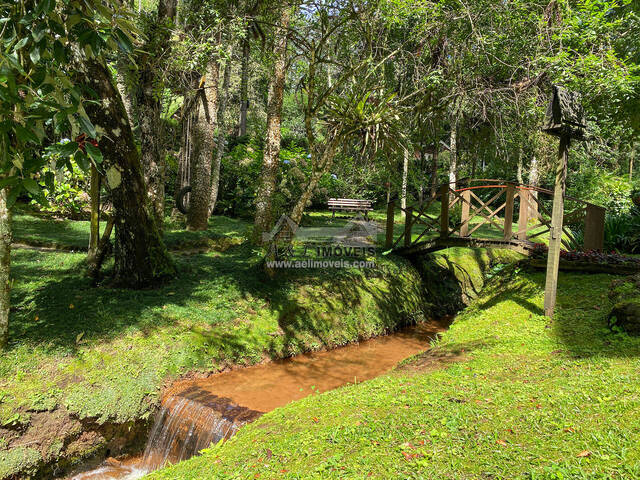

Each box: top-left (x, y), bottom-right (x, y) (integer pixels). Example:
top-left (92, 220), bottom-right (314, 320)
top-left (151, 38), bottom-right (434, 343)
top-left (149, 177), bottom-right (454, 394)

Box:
top-left (10, 241), bottom-right (447, 363)
top-left (469, 266), bottom-right (640, 359)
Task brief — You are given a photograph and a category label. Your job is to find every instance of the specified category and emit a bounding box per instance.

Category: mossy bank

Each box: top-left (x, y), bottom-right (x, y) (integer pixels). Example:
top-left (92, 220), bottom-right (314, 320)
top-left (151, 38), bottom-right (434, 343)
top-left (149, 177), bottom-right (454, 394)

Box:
top-left (1, 216), bottom-right (519, 480)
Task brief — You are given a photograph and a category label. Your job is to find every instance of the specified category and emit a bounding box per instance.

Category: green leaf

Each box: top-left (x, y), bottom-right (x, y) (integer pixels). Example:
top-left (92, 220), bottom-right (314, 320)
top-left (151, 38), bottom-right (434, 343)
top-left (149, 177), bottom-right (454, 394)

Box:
top-left (13, 37), bottom-right (29, 51)
top-left (15, 125), bottom-right (39, 144)
top-left (58, 141), bottom-right (79, 157)
top-left (114, 28), bottom-right (133, 54)
top-left (22, 178), bottom-right (40, 196)
top-left (75, 150), bottom-right (90, 172)
top-left (76, 114), bottom-right (97, 138)
top-left (85, 143), bottom-right (103, 164)
top-left (29, 46), bottom-right (40, 63)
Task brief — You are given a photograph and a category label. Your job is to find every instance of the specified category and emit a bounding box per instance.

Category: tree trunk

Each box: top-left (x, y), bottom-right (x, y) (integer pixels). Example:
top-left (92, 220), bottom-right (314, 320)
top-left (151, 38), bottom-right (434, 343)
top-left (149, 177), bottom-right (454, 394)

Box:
top-left (449, 117), bottom-right (457, 188)
top-left (186, 60), bottom-right (220, 231)
top-left (137, 0), bottom-right (178, 228)
top-left (528, 154), bottom-right (540, 219)
top-left (253, 6), bottom-right (291, 245)
top-left (401, 148), bottom-right (409, 216)
top-left (630, 142), bottom-right (636, 183)
top-left (516, 147), bottom-right (524, 184)
top-left (288, 140), bottom-right (339, 226)
top-left (209, 58), bottom-right (232, 216)
top-left (87, 165), bottom-right (101, 269)
top-left (430, 145), bottom-right (439, 198)
top-left (239, 35), bottom-right (250, 137)
top-left (82, 58), bottom-right (175, 287)
top-left (0, 189), bottom-right (11, 349)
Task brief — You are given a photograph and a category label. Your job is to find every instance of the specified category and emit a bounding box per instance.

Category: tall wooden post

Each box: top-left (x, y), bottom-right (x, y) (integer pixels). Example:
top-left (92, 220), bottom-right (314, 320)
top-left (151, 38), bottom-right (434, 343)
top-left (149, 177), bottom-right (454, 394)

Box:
top-left (385, 198), bottom-right (395, 249)
top-left (503, 184), bottom-right (516, 241)
top-left (440, 184), bottom-right (450, 238)
top-left (517, 187), bottom-right (530, 241)
top-left (404, 206), bottom-right (413, 247)
top-left (460, 189), bottom-right (471, 237)
top-left (544, 135), bottom-right (570, 318)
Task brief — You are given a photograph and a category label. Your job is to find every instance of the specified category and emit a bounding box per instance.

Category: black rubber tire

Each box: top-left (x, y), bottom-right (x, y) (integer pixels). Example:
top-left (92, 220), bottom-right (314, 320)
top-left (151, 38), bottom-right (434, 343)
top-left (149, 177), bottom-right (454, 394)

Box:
top-left (176, 186), bottom-right (192, 214)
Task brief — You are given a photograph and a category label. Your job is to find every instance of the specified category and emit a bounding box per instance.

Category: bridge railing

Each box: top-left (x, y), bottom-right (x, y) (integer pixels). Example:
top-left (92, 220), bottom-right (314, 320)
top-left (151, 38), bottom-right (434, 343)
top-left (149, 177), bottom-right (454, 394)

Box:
top-left (385, 179), bottom-right (605, 253)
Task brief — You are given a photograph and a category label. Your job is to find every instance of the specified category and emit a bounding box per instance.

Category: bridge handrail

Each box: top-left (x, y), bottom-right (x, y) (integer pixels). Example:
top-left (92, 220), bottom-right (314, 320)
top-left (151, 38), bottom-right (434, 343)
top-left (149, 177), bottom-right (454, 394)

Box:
top-left (385, 178), bottom-right (606, 253)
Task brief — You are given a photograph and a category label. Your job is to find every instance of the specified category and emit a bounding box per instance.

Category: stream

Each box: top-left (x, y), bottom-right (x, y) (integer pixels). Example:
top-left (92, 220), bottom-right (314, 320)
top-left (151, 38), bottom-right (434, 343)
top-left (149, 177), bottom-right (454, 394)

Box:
top-left (69, 318), bottom-right (451, 479)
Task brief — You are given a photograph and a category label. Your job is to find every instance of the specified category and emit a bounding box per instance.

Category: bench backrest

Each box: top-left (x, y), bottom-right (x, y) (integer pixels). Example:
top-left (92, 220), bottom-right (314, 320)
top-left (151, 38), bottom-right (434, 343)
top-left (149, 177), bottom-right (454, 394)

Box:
top-left (328, 198), bottom-right (373, 207)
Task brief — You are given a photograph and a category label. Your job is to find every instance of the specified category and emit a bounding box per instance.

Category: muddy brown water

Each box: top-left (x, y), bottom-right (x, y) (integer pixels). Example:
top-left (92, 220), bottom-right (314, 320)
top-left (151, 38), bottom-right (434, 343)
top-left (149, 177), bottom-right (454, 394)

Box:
top-left (69, 318), bottom-right (451, 480)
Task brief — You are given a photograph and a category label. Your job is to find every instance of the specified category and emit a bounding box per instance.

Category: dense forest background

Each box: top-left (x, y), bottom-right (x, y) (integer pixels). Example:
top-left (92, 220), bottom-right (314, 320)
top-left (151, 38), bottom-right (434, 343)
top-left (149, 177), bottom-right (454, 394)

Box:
top-left (1, 0), bottom-right (639, 342)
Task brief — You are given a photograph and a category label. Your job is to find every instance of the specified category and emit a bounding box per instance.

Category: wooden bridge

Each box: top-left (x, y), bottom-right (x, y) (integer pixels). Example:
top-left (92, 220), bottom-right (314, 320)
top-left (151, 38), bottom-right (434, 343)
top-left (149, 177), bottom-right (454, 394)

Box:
top-left (385, 179), bottom-right (606, 256)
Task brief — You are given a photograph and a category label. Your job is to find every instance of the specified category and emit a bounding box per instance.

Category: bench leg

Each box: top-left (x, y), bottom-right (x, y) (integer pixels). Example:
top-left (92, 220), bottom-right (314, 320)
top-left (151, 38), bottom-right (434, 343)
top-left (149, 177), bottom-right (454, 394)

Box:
top-left (331, 210), bottom-right (335, 222)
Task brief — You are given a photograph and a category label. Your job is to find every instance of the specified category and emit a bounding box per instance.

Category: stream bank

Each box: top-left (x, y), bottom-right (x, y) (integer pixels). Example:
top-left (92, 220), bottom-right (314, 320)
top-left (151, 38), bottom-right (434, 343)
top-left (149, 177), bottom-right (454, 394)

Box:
top-left (1, 247), bottom-right (522, 479)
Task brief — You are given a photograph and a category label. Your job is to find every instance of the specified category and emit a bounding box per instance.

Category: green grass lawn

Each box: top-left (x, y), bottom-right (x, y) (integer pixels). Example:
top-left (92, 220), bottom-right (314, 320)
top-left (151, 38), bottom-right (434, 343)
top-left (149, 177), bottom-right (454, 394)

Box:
top-left (13, 210), bottom-right (249, 251)
top-left (149, 268), bottom-right (640, 480)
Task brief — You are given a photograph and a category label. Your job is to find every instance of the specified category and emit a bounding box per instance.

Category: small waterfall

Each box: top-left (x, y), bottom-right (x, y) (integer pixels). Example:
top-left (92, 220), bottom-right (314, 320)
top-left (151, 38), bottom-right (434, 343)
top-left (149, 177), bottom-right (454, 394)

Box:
top-left (139, 388), bottom-right (262, 471)
top-left (70, 387), bottom-right (261, 479)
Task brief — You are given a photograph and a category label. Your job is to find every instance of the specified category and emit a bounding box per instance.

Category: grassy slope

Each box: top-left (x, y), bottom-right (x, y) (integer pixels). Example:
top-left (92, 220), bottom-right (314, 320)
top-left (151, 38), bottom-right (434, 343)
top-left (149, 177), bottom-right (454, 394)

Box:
top-left (150, 269), bottom-right (640, 480)
top-left (3, 212), bottom-right (460, 477)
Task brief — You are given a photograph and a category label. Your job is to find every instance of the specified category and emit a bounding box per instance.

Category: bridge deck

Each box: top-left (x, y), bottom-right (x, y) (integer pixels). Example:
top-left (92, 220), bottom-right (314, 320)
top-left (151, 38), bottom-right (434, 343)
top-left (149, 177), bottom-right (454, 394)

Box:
top-left (393, 237), bottom-right (536, 257)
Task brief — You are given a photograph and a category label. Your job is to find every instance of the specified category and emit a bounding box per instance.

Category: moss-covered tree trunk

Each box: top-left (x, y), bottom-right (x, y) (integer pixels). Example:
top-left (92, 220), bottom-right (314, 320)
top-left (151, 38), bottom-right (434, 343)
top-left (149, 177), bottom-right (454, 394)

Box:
top-left (187, 60), bottom-right (220, 231)
top-left (83, 59), bottom-right (175, 287)
top-left (253, 6), bottom-right (291, 244)
top-left (0, 188), bottom-right (11, 349)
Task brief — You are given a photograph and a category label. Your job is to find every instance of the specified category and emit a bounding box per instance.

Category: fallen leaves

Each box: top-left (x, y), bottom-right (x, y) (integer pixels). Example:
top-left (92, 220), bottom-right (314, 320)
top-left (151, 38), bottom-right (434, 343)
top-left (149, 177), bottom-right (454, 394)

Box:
top-left (577, 450), bottom-right (592, 458)
top-left (496, 439), bottom-right (508, 446)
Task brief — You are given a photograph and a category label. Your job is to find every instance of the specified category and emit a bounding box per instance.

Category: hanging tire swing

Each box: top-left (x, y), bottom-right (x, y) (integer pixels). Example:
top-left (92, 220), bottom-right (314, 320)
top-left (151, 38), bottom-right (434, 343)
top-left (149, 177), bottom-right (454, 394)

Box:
top-left (176, 185), bottom-right (192, 214)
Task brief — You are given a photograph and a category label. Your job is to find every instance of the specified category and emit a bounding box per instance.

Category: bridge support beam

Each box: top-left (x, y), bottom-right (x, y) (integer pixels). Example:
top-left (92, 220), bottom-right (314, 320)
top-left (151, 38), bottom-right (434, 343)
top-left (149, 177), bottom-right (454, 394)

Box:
top-left (460, 190), bottom-right (471, 237)
top-left (503, 184), bottom-right (516, 241)
top-left (517, 188), bottom-right (530, 241)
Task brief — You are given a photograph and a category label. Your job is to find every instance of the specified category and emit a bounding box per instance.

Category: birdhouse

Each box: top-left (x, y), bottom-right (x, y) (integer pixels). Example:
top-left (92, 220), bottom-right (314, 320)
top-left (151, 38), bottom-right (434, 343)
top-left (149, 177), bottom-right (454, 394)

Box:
top-left (542, 86), bottom-right (586, 140)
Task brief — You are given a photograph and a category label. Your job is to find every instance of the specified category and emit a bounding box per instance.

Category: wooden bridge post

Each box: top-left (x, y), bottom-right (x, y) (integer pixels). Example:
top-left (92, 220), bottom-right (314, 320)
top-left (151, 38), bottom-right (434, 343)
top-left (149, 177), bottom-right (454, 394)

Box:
top-left (583, 203), bottom-right (605, 251)
top-left (440, 184), bottom-right (450, 238)
top-left (404, 206), bottom-right (413, 247)
top-left (517, 187), bottom-right (530, 241)
top-left (503, 184), bottom-right (516, 241)
top-left (460, 190), bottom-right (471, 237)
top-left (385, 198), bottom-right (395, 249)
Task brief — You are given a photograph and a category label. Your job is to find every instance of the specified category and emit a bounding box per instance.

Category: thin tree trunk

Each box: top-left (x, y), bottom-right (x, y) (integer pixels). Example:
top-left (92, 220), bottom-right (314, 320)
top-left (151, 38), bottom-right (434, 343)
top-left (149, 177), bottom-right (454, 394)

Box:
top-left (517, 147), bottom-right (524, 184)
top-left (528, 154), bottom-right (540, 219)
top-left (253, 6), bottom-right (291, 245)
top-left (82, 58), bottom-right (175, 287)
top-left (187, 60), bottom-right (220, 231)
top-left (87, 165), bottom-right (101, 269)
top-left (630, 142), bottom-right (636, 182)
top-left (0, 188), bottom-right (11, 349)
top-left (401, 148), bottom-right (409, 216)
top-left (449, 117), bottom-right (457, 188)
top-left (209, 58), bottom-right (232, 216)
top-left (239, 35), bottom-right (250, 137)
top-left (430, 146), bottom-right (439, 198)
top-left (288, 140), bottom-right (339, 226)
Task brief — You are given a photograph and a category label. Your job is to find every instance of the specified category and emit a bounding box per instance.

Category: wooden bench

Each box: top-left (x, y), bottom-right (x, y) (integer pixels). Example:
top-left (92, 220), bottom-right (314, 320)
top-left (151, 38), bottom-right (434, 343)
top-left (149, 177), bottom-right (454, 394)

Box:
top-left (328, 198), bottom-right (374, 220)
